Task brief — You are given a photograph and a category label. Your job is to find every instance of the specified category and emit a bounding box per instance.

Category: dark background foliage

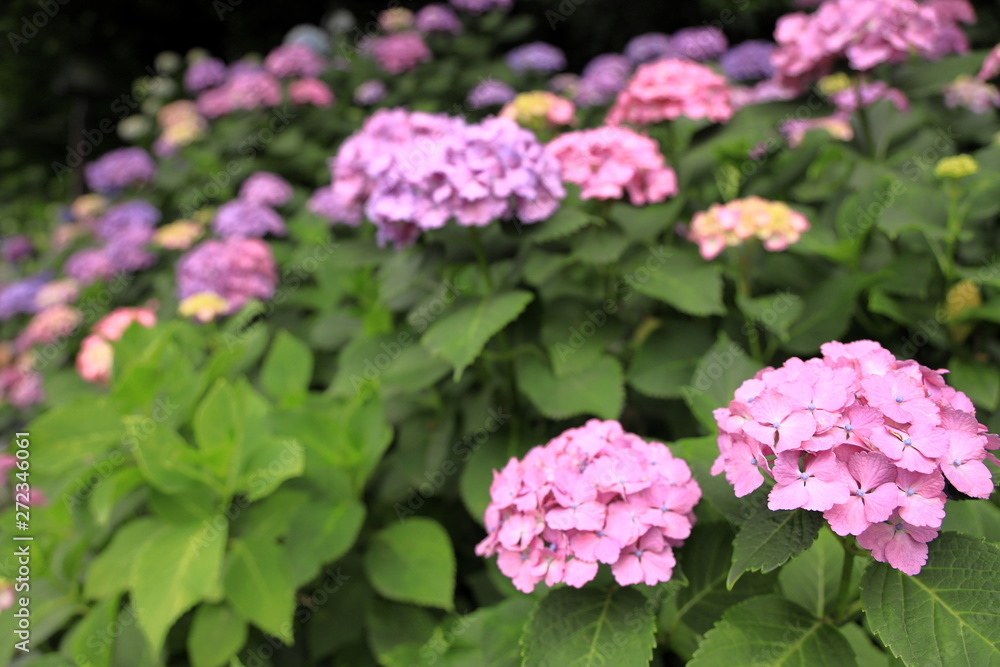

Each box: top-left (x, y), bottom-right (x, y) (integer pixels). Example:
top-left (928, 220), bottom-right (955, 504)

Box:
top-left (1, 0), bottom-right (999, 216)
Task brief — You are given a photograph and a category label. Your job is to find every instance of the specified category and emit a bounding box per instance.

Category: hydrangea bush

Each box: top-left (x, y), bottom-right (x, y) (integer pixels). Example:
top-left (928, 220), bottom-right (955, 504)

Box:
top-left (1, 1), bottom-right (999, 665)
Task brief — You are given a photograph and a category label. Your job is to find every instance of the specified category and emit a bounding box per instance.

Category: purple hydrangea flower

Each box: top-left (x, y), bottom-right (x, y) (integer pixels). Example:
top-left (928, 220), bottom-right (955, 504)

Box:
top-left (354, 80), bottom-right (388, 105)
top-left (315, 108), bottom-right (565, 247)
top-left (449, 0), bottom-right (512, 13)
top-left (184, 57), bottom-right (227, 92)
top-left (84, 148), bottom-right (157, 194)
top-left (284, 24), bottom-right (331, 56)
top-left (1, 235), bottom-right (33, 263)
top-left (212, 199), bottom-right (287, 238)
top-left (239, 172), bottom-right (293, 207)
top-left (95, 200), bottom-right (161, 241)
top-left (105, 232), bottom-right (157, 273)
top-left (506, 42), bottom-right (566, 74)
top-left (416, 4), bottom-right (462, 33)
top-left (176, 237), bottom-right (278, 313)
top-left (0, 274), bottom-right (48, 320)
top-left (370, 33), bottom-right (432, 74)
top-left (670, 26), bottom-right (728, 62)
top-left (575, 54), bottom-right (632, 107)
top-left (624, 33), bottom-right (673, 64)
top-left (467, 79), bottom-right (516, 108)
top-left (64, 248), bottom-right (116, 286)
top-left (264, 43), bottom-right (326, 78)
top-left (720, 41), bottom-right (776, 81)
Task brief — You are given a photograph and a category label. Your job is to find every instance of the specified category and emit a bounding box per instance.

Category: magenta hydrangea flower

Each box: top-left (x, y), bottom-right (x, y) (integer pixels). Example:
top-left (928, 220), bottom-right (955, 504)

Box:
top-left (476, 419), bottom-right (701, 593)
top-left (196, 69), bottom-right (282, 118)
top-left (212, 199), bottom-right (286, 238)
top-left (772, 0), bottom-right (974, 86)
top-left (829, 80), bottom-right (910, 114)
top-left (312, 108), bottom-right (564, 247)
top-left (239, 172), bottom-right (293, 207)
top-left (84, 148), bottom-right (157, 194)
top-left (506, 42), bottom-right (566, 74)
top-left (264, 43), bottom-right (326, 78)
top-left (353, 79), bottom-right (388, 106)
top-left (606, 59), bottom-right (732, 125)
top-left (545, 126), bottom-right (678, 206)
top-left (449, 0), bottom-right (512, 13)
top-left (712, 340), bottom-right (999, 575)
top-left (64, 248), bottom-right (116, 286)
top-left (176, 238), bottom-right (278, 314)
top-left (1, 235), bottom-right (33, 263)
top-left (415, 4), bottom-right (462, 34)
top-left (184, 57), bottom-right (227, 92)
top-left (369, 32), bottom-right (431, 74)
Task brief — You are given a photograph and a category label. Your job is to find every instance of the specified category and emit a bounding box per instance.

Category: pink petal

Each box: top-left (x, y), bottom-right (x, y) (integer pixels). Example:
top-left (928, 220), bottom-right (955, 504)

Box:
top-left (768, 481), bottom-right (810, 510)
top-left (563, 559), bottom-right (599, 588)
top-left (862, 483), bottom-right (899, 524)
top-left (884, 532), bottom-right (928, 576)
top-left (848, 451), bottom-right (897, 489)
top-left (611, 553), bottom-right (643, 585)
top-left (825, 498), bottom-right (869, 536)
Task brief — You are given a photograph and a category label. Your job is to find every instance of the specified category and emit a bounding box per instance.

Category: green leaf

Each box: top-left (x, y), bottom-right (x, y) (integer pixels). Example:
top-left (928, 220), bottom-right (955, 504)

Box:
top-left (365, 599), bottom-right (438, 667)
top-left (947, 355), bottom-right (1000, 411)
top-left (778, 528), bottom-right (854, 619)
top-left (667, 523), bottom-right (778, 637)
top-left (530, 206), bottom-right (593, 243)
top-left (627, 321), bottom-right (714, 399)
top-left (89, 467), bottom-right (144, 528)
top-left (784, 273), bottom-right (868, 355)
top-left (30, 398), bottom-right (123, 476)
top-left (259, 329), bottom-right (314, 402)
top-left (681, 335), bottom-right (761, 432)
top-left (192, 379), bottom-right (244, 485)
top-left (861, 533), bottom-right (1000, 667)
top-left (627, 247), bottom-right (724, 316)
top-left (363, 518), bottom-right (456, 611)
top-left (131, 519), bottom-right (227, 652)
top-left (417, 596), bottom-right (534, 667)
top-left (85, 518), bottom-right (160, 599)
top-left (728, 501), bottom-right (824, 589)
top-left (133, 427), bottom-right (216, 495)
top-left (521, 587), bottom-right (656, 667)
top-left (941, 500), bottom-right (1000, 543)
top-left (421, 291), bottom-right (534, 381)
top-left (736, 291), bottom-right (804, 343)
top-left (610, 198), bottom-right (686, 242)
top-left (64, 596), bottom-right (119, 667)
top-left (286, 500), bottom-right (367, 587)
top-left (688, 595), bottom-right (857, 667)
top-left (224, 538), bottom-right (296, 644)
top-left (237, 438), bottom-right (305, 502)
top-left (188, 604), bottom-right (247, 667)
top-left (516, 354), bottom-right (624, 421)
top-left (572, 229), bottom-right (632, 265)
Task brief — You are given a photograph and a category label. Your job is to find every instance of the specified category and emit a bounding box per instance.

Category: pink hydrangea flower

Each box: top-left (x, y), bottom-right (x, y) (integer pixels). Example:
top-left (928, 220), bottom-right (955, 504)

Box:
top-left (77, 306), bottom-right (157, 385)
top-left (15, 305), bottom-right (83, 352)
top-left (545, 126), bottom-right (678, 206)
top-left (687, 197), bottom-right (810, 260)
top-left (369, 32), bottom-right (431, 75)
top-left (264, 43), bottom-right (326, 78)
top-left (606, 59), bottom-right (732, 126)
top-left (289, 78), bottom-right (335, 107)
top-left (476, 419), bottom-right (701, 593)
top-left (713, 340), bottom-right (998, 575)
top-left (979, 44), bottom-right (1000, 81)
top-left (238, 172), bottom-right (293, 207)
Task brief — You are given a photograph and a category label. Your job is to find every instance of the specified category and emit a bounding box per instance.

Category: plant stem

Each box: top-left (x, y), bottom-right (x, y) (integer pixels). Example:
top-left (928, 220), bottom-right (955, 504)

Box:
top-left (854, 79), bottom-right (877, 160)
top-left (468, 227), bottom-right (494, 292)
top-left (943, 184), bottom-right (962, 282)
top-left (736, 244), bottom-right (764, 364)
top-left (833, 541), bottom-right (856, 623)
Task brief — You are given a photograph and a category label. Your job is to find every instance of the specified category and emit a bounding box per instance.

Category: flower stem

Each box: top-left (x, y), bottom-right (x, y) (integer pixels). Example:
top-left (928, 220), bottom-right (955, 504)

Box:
top-left (943, 184), bottom-right (962, 282)
top-left (737, 244), bottom-right (764, 364)
top-left (833, 540), bottom-right (856, 623)
top-left (854, 79), bottom-right (877, 160)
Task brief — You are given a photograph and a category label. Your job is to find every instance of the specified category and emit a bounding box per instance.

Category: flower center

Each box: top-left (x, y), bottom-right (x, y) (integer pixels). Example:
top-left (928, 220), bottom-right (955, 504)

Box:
top-left (895, 396), bottom-right (904, 403)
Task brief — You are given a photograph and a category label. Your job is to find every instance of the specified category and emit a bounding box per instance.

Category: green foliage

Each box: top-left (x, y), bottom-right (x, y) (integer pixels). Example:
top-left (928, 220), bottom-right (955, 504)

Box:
top-left (363, 518), bottom-right (457, 611)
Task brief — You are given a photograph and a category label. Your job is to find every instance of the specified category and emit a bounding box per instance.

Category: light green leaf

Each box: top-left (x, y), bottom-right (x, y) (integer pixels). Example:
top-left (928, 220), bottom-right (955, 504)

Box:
top-left (940, 500), bottom-right (1000, 543)
top-left (521, 587), bottom-right (656, 667)
top-left (64, 596), bottom-right (119, 667)
top-left (131, 519), bottom-right (227, 652)
top-left (516, 355), bottom-right (624, 421)
top-left (728, 501), bottom-right (824, 589)
top-left (861, 533), bottom-right (1000, 667)
top-left (192, 379), bottom-right (244, 485)
top-left (627, 247), bottom-right (724, 316)
top-left (89, 467), bottom-right (144, 528)
top-left (237, 438), bottom-right (304, 502)
top-left (224, 538), bottom-right (296, 644)
top-left (30, 398), bottom-right (123, 477)
top-left (530, 206), bottom-right (594, 243)
top-left (363, 518), bottom-right (456, 611)
top-left (133, 427), bottom-right (216, 495)
top-left (188, 604), bottom-right (247, 667)
top-left (259, 329), bottom-right (314, 402)
top-left (422, 291), bottom-right (534, 381)
top-left (689, 595), bottom-right (857, 667)
top-left (85, 518), bottom-right (160, 599)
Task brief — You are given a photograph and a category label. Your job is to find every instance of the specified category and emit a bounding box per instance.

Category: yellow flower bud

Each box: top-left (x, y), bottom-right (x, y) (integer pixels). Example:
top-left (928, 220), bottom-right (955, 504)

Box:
top-left (818, 73), bottom-right (852, 96)
top-left (945, 279), bottom-right (981, 344)
top-left (934, 154), bottom-right (979, 180)
top-left (179, 292), bottom-right (229, 323)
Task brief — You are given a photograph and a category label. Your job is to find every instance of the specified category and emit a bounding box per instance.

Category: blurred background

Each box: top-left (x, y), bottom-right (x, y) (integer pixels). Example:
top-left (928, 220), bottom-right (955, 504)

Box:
top-left (1, 0), bottom-right (999, 231)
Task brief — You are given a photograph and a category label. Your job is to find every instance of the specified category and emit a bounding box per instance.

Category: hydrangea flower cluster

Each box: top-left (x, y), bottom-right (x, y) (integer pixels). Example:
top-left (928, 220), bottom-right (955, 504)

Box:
top-left (606, 59), bottom-right (732, 126)
top-left (196, 68), bottom-right (283, 118)
top-left (476, 420), bottom-right (701, 592)
top-left (712, 340), bottom-right (999, 575)
top-left (308, 108), bottom-right (564, 247)
top-left (449, 0), bottom-right (512, 13)
top-left (83, 148), bottom-right (157, 194)
top-left (623, 33), bottom-right (673, 65)
top-left (77, 307), bottom-right (157, 385)
top-left (264, 43), bottom-right (326, 78)
top-left (15, 304), bottom-right (82, 352)
top-left (506, 42), bottom-right (566, 75)
top-left (289, 78), bottom-right (335, 107)
top-left (772, 0), bottom-right (975, 85)
top-left (154, 101), bottom-right (208, 156)
top-left (500, 91), bottom-right (575, 130)
top-left (719, 41), bottom-right (776, 82)
top-left (378, 8), bottom-right (415, 32)
top-left (176, 238), bottom-right (278, 317)
top-left (467, 79), bottom-right (516, 108)
top-left (415, 4), bottom-right (462, 34)
top-left (687, 197), bottom-right (810, 260)
top-left (574, 54), bottom-right (632, 108)
top-left (61, 199), bottom-right (160, 286)
top-left (944, 75), bottom-right (1000, 114)
top-left (0, 344), bottom-right (43, 409)
top-left (669, 27), bottom-right (728, 62)
top-left (184, 57), bottom-right (227, 92)
top-left (1, 235), bottom-right (33, 264)
top-left (545, 127), bottom-right (678, 206)
top-left (354, 80), bottom-right (388, 106)
top-left (369, 32), bottom-right (432, 74)
top-left (0, 275), bottom-right (47, 321)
